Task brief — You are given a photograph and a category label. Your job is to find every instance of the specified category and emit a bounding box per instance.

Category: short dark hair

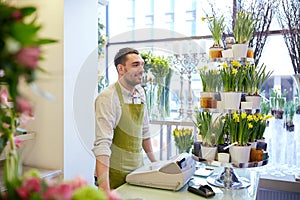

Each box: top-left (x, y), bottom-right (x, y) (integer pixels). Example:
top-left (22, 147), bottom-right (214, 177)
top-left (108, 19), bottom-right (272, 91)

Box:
top-left (114, 47), bottom-right (139, 68)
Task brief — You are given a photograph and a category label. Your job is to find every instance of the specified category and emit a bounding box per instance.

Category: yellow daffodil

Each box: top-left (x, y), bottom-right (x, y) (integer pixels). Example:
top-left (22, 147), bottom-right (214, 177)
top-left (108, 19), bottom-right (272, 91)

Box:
top-left (231, 60), bottom-right (241, 67)
top-left (248, 123), bottom-right (253, 129)
top-left (222, 63), bottom-right (228, 68)
top-left (232, 68), bottom-right (238, 75)
top-left (241, 112), bottom-right (247, 119)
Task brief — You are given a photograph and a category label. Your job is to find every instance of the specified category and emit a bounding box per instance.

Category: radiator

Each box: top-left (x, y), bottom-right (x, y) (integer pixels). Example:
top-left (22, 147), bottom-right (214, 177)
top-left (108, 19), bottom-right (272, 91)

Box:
top-left (257, 188), bottom-right (300, 200)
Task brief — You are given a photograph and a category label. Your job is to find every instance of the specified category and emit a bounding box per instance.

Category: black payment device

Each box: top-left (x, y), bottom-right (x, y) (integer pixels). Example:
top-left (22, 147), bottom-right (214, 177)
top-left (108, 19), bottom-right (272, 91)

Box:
top-left (188, 184), bottom-right (215, 198)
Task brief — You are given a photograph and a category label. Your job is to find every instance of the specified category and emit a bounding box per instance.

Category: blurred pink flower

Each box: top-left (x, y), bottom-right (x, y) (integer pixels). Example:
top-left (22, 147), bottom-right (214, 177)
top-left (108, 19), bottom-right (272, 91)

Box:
top-left (69, 176), bottom-right (88, 190)
top-left (108, 190), bottom-right (123, 200)
top-left (16, 97), bottom-right (33, 117)
top-left (15, 47), bottom-right (41, 69)
top-left (18, 114), bottom-right (35, 127)
top-left (17, 177), bottom-right (42, 199)
top-left (43, 184), bottom-right (73, 200)
top-left (14, 138), bottom-right (22, 148)
top-left (0, 88), bottom-right (8, 105)
top-left (0, 69), bottom-right (4, 77)
top-left (11, 10), bottom-right (23, 20)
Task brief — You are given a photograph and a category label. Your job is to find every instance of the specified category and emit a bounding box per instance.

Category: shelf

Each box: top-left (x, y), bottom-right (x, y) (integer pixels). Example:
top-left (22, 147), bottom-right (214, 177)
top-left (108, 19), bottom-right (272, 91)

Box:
top-left (197, 108), bottom-right (260, 114)
top-left (0, 161), bottom-right (62, 192)
top-left (15, 132), bottom-right (36, 141)
top-left (209, 57), bottom-right (254, 63)
top-left (0, 132), bottom-right (36, 161)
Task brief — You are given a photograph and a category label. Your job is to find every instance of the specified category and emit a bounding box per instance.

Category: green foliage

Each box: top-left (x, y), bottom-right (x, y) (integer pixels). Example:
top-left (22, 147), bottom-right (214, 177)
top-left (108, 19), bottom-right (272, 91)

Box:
top-left (194, 112), bottom-right (224, 146)
top-left (245, 63), bottom-right (273, 95)
top-left (285, 101), bottom-right (296, 123)
top-left (173, 128), bottom-right (194, 154)
top-left (233, 11), bottom-right (256, 44)
top-left (198, 66), bottom-right (221, 92)
top-left (225, 112), bottom-right (272, 145)
top-left (202, 15), bottom-right (226, 46)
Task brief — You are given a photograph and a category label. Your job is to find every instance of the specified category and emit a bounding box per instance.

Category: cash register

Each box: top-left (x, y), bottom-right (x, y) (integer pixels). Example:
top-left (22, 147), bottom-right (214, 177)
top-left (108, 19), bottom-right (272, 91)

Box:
top-left (126, 153), bottom-right (195, 191)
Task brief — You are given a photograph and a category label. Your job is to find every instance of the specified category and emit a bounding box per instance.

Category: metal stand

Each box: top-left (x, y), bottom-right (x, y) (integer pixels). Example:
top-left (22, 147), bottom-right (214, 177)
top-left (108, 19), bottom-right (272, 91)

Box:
top-left (206, 167), bottom-right (250, 189)
top-left (172, 53), bottom-right (201, 120)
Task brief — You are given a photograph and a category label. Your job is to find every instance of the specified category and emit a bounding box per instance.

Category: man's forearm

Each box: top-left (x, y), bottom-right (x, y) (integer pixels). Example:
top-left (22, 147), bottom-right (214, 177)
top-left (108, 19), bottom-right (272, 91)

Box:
top-left (96, 155), bottom-right (110, 194)
top-left (142, 138), bottom-right (157, 162)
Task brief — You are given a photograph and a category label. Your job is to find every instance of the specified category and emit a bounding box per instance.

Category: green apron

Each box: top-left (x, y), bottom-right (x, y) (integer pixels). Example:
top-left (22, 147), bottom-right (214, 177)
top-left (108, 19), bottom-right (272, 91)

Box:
top-left (109, 82), bottom-right (144, 189)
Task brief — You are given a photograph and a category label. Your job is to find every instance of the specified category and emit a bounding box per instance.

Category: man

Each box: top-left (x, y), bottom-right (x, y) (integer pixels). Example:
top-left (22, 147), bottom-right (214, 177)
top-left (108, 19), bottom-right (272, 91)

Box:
top-left (92, 47), bottom-right (157, 194)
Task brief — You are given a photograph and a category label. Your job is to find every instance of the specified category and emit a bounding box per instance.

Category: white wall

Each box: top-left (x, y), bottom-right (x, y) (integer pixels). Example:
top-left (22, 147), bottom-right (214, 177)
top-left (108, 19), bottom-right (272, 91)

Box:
top-left (18, 0), bottom-right (98, 185)
top-left (18, 0), bottom-right (64, 171)
top-left (64, 0), bottom-right (98, 185)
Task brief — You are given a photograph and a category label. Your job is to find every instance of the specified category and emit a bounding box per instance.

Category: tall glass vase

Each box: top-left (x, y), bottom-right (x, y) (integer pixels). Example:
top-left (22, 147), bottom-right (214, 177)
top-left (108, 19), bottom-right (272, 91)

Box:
top-left (151, 76), bottom-right (166, 120)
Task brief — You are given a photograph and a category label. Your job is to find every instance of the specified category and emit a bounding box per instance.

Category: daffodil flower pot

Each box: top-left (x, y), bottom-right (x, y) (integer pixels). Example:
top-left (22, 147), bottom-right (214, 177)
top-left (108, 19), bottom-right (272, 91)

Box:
top-left (209, 47), bottom-right (223, 59)
top-left (247, 47), bottom-right (254, 58)
top-left (286, 122), bottom-right (295, 132)
top-left (232, 43), bottom-right (248, 58)
top-left (275, 109), bottom-right (284, 119)
top-left (221, 49), bottom-right (233, 58)
top-left (245, 95), bottom-right (261, 110)
top-left (256, 139), bottom-right (267, 151)
top-left (200, 146), bottom-right (217, 161)
top-left (229, 145), bottom-right (251, 163)
top-left (250, 148), bottom-right (264, 162)
top-left (217, 143), bottom-right (229, 153)
top-left (220, 92), bottom-right (242, 110)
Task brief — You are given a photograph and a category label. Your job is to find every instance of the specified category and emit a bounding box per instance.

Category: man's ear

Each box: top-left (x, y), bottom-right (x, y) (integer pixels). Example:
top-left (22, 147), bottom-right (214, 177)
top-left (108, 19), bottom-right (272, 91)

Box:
top-left (117, 64), bottom-right (123, 74)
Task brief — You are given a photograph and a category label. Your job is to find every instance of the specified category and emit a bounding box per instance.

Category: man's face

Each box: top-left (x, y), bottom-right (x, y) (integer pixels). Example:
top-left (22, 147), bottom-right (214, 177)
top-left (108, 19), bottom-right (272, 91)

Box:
top-left (118, 53), bottom-right (145, 87)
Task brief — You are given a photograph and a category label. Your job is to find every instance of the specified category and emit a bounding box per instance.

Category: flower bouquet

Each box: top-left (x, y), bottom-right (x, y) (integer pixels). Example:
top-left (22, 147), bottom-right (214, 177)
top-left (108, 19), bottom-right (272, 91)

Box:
top-left (140, 51), bottom-right (171, 119)
top-left (0, 169), bottom-right (120, 200)
top-left (173, 128), bottom-right (194, 154)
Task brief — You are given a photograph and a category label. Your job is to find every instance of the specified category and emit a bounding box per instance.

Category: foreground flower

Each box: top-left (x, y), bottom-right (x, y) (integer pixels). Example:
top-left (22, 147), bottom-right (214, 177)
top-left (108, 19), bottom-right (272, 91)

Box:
top-left (1, 169), bottom-right (120, 200)
top-left (15, 47), bottom-right (41, 69)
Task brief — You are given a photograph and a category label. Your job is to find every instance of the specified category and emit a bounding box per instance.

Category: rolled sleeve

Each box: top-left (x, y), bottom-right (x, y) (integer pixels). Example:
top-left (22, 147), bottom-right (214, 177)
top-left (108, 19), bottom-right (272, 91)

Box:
top-left (92, 85), bottom-right (121, 157)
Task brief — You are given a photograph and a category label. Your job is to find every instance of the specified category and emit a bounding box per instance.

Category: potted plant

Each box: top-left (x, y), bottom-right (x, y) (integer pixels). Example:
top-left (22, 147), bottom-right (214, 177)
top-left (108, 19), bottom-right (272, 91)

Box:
top-left (218, 60), bottom-right (245, 110)
top-left (270, 88), bottom-right (287, 119)
top-left (285, 101), bottom-right (295, 132)
top-left (245, 63), bottom-right (273, 109)
top-left (173, 128), bottom-right (194, 154)
top-left (202, 15), bottom-right (226, 59)
top-left (232, 11), bottom-right (256, 58)
top-left (198, 66), bottom-right (221, 108)
top-left (225, 111), bottom-right (252, 163)
top-left (194, 111), bottom-right (224, 161)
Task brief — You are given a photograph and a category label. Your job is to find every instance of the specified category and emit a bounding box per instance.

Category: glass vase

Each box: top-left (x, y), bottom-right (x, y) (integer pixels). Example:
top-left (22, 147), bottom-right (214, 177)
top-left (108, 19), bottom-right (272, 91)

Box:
top-left (151, 76), bottom-right (166, 120)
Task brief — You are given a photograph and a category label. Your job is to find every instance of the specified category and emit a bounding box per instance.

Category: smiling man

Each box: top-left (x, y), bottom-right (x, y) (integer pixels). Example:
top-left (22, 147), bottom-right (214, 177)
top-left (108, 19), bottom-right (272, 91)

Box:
top-left (92, 47), bottom-right (157, 195)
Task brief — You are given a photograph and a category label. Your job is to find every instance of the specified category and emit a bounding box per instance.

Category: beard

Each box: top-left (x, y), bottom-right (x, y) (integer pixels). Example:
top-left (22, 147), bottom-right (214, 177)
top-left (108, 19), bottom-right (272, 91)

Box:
top-left (123, 68), bottom-right (143, 86)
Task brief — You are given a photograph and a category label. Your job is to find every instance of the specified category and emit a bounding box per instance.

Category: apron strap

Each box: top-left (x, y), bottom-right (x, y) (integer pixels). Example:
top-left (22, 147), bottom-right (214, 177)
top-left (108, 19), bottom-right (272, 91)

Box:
top-left (115, 82), bottom-right (124, 105)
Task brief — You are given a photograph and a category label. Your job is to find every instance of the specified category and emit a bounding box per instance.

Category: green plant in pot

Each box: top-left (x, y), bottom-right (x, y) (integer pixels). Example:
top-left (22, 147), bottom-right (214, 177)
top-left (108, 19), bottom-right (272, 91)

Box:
top-left (233, 11), bottom-right (256, 44)
top-left (194, 111), bottom-right (224, 160)
top-left (285, 101), bottom-right (295, 132)
top-left (245, 63), bottom-right (273, 96)
top-left (198, 66), bottom-right (221, 108)
top-left (225, 111), bottom-right (254, 163)
top-left (199, 66), bottom-right (221, 93)
top-left (244, 63), bottom-right (273, 109)
top-left (202, 15), bottom-right (226, 58)
top-left (232, 11), bottom-right (256, 58)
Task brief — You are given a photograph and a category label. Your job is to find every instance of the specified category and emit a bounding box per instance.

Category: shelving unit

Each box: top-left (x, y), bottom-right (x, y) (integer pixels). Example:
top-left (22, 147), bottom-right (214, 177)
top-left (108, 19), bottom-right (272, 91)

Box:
top-left (0, 132), bottom-right (63, 192)
top-left (0, 132), bottom-right (36, 161)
